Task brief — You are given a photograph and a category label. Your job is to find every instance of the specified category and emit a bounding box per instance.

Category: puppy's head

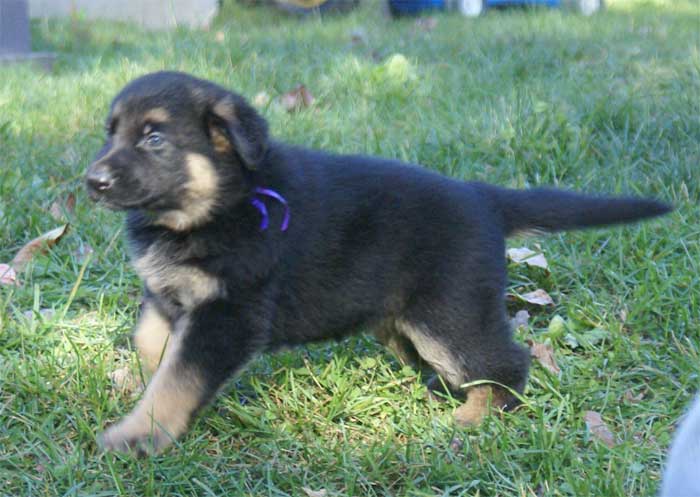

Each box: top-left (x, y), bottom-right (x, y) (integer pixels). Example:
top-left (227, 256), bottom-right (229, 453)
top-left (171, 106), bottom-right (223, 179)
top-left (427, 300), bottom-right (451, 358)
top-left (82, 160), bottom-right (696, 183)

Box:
top-left (85, 71), bottom-right (268, 231)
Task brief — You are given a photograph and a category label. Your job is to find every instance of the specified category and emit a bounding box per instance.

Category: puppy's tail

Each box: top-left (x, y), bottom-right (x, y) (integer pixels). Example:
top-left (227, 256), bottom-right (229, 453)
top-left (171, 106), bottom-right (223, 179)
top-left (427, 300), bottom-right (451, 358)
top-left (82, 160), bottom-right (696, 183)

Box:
top-left (482, 185), bottom-right (673, 237)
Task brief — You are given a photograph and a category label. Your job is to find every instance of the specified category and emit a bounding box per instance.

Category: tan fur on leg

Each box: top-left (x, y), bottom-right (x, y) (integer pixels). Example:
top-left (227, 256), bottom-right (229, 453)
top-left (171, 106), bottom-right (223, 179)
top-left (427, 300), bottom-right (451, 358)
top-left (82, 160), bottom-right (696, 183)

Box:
top-left (100, 332), bottom-right (204, 454)
top-left (454, 385), bottom-right (509, 426)
top-left (133, 303), bottom-right (171, 373)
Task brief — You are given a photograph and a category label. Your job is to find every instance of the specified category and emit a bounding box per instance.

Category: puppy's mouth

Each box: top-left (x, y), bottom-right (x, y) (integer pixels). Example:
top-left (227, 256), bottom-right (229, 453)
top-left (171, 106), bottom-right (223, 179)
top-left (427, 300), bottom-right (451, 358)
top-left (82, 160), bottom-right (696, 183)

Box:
top-left (87, 189), bottom-right (162, 211)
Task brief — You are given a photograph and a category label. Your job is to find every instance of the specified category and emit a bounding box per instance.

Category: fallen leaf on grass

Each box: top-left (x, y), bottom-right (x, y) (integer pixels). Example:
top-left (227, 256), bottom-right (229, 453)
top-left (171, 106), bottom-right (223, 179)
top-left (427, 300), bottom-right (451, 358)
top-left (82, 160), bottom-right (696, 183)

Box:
top-left (519, 289), bottom-right (554, 306)
top-left (584, 410), bottom-right (616, 447)
top-left (527, 340), bottom-right (560, 375)
top-left (280, 85), bottom-right (315, 112)
top-left (0, 264), bottom-right (18, 286)
top-left (623, 390), bottom-right (644, 403)
top-left (109, 367), bottom-right (141, 394)
top-left (48, 193), bottom-right (76, 221)
top-left (511, 310), bottom-right (530, 330)
top-left (507, 247), bottom-right (549, 270)
top-left (12, 224), bottom-right (69, 271)
top-left (302, 488), bottom-right (327, 497)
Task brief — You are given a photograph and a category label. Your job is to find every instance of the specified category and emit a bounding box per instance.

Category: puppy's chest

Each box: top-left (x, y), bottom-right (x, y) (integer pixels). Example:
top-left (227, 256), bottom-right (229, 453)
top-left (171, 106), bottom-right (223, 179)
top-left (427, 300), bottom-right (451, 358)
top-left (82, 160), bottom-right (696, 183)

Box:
top-left (131, 241), bottom-right (223, 310)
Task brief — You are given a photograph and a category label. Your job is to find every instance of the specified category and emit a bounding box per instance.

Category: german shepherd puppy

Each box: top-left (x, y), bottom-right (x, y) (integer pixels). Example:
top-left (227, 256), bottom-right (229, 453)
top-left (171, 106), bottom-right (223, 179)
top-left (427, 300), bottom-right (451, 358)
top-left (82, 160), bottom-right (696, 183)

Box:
top-left (85, 71), bottom-right (671, 454)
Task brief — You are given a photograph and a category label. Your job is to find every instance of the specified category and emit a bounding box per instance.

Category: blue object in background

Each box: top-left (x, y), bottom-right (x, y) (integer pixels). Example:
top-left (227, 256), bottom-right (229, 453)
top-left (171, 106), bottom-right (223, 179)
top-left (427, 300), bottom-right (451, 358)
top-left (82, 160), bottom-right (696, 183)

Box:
top-left (388, 0), bottom-right (446, 15)
top-left (487, 0), bottom-right (560, 7)
top-left (387, 0), bottom-right (601, 16)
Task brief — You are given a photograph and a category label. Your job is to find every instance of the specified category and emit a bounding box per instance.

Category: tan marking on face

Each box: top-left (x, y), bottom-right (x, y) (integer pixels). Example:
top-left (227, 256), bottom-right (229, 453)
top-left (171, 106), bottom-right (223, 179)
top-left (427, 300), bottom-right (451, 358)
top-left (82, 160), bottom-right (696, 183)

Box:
top-left (453, 385), bottom-right (510, 426)
top-left (133, 303), bottom-right (171, 373)
top-left (100, 329), bottom-right (204, 453)
top-left (155, 153), bottom-right (219, 231)
top-left (143, 107), bottom-right (170, 124)
top-left (133, 246), bottom-right (223, 310)
top-left (185, 152), bottom-right (218, 197)
top-left (395, 319), bottom-right (465, 387)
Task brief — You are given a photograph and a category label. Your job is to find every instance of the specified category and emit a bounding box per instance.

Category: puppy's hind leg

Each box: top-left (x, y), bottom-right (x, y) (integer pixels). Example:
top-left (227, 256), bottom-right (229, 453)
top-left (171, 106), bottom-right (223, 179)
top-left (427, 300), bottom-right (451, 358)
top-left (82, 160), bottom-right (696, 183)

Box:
top-left (396, 315), bottom-right (529, 427)
top-left (374, 320), bottom-right (423, 367)
top-left (452, 334), bottom-right (529, 426)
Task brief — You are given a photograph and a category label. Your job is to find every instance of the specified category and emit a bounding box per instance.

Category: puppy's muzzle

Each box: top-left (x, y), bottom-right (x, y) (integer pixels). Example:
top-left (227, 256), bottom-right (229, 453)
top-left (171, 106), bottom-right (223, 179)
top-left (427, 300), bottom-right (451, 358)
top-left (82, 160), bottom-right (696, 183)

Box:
top-left (85, 163), bottom-right (115, 198)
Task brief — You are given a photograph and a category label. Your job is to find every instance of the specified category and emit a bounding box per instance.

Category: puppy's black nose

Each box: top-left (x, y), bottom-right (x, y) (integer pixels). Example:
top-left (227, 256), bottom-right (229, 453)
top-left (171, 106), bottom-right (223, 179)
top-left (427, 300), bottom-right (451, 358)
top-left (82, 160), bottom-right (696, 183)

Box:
top-left (86, 164), bottom-right (114, 193)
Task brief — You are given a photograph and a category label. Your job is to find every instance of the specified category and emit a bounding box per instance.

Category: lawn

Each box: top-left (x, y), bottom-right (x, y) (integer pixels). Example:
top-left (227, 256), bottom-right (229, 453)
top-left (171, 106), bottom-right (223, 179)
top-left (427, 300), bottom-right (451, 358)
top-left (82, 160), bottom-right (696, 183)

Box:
top-left (0, 1), bottom-right (698, 495)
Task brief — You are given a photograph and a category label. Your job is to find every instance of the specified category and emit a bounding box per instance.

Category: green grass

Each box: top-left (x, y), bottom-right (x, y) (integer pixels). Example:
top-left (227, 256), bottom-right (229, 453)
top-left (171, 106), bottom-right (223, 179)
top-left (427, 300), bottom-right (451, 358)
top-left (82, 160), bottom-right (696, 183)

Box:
top-left (1, 1), bottom-right (698, 495)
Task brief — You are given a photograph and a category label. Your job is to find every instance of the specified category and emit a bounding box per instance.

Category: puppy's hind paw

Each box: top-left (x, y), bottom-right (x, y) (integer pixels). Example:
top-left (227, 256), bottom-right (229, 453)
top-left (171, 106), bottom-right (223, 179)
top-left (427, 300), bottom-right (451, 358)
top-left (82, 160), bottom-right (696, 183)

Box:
top-left (454, 385), bottom-right (511, 427)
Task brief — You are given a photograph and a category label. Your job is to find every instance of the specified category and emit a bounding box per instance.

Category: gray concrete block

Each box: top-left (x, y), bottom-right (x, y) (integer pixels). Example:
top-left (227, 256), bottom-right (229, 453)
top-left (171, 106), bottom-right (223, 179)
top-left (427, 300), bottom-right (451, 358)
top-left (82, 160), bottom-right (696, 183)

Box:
top-left (0, 51), bottom-right (55, 70)
top-left (1, 0), bottom-right (31, 53)
top-left (29, 0), bottom-right (219, 30)
top-left (0, 0), bottom-right (55, 70)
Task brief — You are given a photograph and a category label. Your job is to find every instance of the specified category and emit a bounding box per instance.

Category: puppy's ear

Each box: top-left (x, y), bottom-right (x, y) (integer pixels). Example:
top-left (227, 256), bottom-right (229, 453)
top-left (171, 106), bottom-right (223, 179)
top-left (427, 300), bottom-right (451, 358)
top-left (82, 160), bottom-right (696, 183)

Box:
top-left (206, 93), bottom-right (268, 170)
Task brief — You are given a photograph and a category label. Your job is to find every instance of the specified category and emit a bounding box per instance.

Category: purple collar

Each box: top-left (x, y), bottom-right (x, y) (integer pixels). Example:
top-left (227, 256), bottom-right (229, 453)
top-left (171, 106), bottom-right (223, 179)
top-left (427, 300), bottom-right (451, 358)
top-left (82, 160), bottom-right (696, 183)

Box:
top-left (250, 187), bottom-right (290, 232)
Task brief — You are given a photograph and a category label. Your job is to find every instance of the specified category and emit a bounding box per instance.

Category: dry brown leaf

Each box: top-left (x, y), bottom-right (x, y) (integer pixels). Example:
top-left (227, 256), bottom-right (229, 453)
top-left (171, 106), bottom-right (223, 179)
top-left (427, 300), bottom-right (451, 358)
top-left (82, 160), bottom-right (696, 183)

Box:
top-left (302, 488), bottom-right (327, 497)
top-left (109, 367), bottom-right (142, 394)
top-left (48, 202), bottom-right (63, 220)
top-left (527, 340), bottom-right (560, 375)
top-left (520, 289), bottom-right (554, 306)
top-left (48, 193), bottom-right (76, 221)
top-left (0, 264), bottom-right (18, 286)
top-left (511, 310), bottom-right (530, 330)
top-left (507, 247), bottom-right (549, 270)
top-left (11, 224), bottom-right (69, 271)
top-left (66, 193), bottom-right (76, 211)
top-left (280, 85), bottom-right (315, 112)
top-left (584, 410), bottom-right (616, 447)
top-left (623, 390), bottom-right (644, 404)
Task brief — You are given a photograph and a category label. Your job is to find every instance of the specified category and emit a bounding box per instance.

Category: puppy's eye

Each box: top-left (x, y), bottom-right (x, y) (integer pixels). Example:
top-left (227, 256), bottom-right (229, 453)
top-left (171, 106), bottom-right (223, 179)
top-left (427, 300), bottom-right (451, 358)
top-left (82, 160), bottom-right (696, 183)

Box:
top-left (145, 132), bottom-right (164, 147)
top-left (105, 119), bottom-right (118, 136)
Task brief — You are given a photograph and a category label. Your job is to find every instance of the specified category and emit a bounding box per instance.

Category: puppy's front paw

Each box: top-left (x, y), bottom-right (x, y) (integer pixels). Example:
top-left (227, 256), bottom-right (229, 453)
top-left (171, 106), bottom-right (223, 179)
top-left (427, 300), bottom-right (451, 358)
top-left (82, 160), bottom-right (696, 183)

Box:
top-left (98, 419), bottom-right (172, 456)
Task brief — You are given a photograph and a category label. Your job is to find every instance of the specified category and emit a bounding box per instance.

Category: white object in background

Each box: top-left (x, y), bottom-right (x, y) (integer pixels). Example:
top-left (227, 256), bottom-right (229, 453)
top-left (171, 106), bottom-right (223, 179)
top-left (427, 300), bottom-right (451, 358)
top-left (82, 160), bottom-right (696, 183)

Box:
top-left (28, 0), bottom-right (218, 30)
top-left (662, 395), bottom-right (700, 497)
top-left (577, 0), bottom-right (602, 16)
top-left (456, 0), bottom-right (484, 17)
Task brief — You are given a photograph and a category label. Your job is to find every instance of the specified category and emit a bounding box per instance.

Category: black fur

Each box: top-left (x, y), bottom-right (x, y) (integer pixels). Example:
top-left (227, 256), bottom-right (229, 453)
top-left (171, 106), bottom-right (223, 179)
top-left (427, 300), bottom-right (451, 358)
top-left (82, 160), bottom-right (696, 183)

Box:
top-left (86, 71), bottom-right (672, 453)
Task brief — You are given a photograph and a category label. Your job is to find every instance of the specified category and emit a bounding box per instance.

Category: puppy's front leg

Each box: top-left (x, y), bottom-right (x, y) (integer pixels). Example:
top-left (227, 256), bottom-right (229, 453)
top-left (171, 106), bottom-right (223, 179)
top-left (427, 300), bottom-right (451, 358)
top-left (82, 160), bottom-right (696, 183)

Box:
top-left (100, 300), bottom-right (259, 455)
